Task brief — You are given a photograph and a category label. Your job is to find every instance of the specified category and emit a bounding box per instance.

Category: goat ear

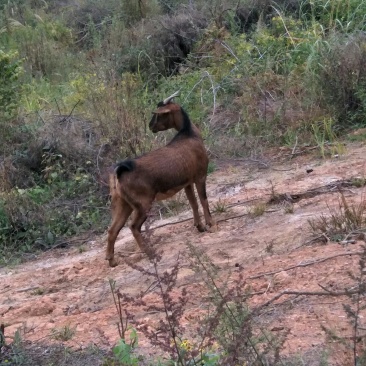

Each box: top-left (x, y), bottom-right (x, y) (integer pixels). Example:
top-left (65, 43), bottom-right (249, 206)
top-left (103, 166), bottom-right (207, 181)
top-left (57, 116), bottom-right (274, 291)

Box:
top-left (155, 107), bottom-right (171, 114)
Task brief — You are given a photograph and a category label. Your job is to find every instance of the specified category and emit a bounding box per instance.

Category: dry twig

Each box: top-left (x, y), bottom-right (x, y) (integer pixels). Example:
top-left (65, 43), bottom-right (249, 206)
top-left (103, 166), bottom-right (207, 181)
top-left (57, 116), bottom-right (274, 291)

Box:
top-left (248, 251), bottom-right (364, 280)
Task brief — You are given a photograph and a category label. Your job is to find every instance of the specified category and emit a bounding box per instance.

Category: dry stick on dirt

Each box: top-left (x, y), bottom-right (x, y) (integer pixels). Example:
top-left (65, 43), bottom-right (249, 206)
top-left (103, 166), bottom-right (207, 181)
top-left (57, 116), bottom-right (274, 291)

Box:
top-left (248, 251), bottom-right (364, 280)
top-left (256, 286), bottom-right (362, 312)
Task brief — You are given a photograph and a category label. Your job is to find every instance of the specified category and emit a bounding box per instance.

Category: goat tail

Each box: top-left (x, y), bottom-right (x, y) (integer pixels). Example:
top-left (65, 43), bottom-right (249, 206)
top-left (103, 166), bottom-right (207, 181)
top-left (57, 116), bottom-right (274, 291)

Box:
top-left (115, 160), bottom-right (135, 179)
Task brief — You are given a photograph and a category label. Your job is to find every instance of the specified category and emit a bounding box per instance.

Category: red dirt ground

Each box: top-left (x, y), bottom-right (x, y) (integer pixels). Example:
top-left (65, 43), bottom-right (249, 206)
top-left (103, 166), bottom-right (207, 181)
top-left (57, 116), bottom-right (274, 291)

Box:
top-left (2, 140), bottom-right (366, 365)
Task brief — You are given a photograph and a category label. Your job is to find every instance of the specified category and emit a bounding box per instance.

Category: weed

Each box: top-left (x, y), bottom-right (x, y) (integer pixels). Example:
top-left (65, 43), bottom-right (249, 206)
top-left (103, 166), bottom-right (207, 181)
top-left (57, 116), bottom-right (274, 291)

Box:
top-left (213, 198), bottom-right (228, 213)
top-left (0, 327), bottom-right (26, 364)
top-left (249, 202), bottom-right (267, 218)
top-left (109, 279), bottom-right (132, 340)
top-left (78, 245), bottom-right (86, 253)
top-left (30, 288), bottom-right (45, 296)
top-left (351, 177), bottom-right (366, 188)
top-left (50, 325), bottom-right (76, 342)
top-left (347, 132), bottom-right (366, 142)
top-left (311, 117), bottom-right (344, 159)
top-left (265, 241), bottom-right (275, 254)
top-left (283, 202), bottom-right (294, 214)
top-left (111, 332), bottom-right (140, 366)
top-left (186, 243), bottom-right (289, 364)
top-left (308, 192), bottom-right (366, 242)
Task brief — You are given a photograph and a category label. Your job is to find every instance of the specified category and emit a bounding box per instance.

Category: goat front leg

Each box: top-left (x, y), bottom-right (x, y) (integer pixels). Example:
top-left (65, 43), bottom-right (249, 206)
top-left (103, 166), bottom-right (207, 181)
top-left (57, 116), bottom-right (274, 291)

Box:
top-left (129, 202), bottom-right (154, 258)
top-left (195, 180), bottom-right (216, 229)
top-left (184, 185), bottom-right (205, 232)
top-left (106, 197), bottom-right (133, 267)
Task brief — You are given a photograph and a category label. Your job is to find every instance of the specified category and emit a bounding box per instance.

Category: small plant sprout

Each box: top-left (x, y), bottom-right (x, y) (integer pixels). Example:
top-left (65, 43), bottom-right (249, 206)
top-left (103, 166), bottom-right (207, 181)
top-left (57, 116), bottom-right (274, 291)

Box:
top-left (31, 288), bottom-right (45, 296)
top-left (213, 198), bottom-right (228, 213)
top-left (249, 202), bottom-right (267, 217)
top-left (265, 241), bottom-right (275, 254)
top-left (50, 325), bottom-right (76, 342)
top-left (78, 245), bottom-right (86, 253)
top-left (283, 202), bottom-right (294, 214)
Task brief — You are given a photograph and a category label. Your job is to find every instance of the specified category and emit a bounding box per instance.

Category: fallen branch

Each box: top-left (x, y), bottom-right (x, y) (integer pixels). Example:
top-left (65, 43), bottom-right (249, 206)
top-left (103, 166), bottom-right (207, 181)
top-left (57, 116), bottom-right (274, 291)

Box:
top-left (16, 286), bottom-right (40, 293)
top-left (268, 178), bottom-right (359, 204)
top-left (255, 285), bottom-right (362, 312)
top-left (248, 251), bottom-right (364, 280)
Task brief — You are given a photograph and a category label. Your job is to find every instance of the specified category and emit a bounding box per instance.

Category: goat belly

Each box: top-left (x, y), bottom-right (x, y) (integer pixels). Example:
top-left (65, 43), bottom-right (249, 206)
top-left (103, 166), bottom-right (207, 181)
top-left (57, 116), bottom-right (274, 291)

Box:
top-left (155, 185), bottom-right (186, 201)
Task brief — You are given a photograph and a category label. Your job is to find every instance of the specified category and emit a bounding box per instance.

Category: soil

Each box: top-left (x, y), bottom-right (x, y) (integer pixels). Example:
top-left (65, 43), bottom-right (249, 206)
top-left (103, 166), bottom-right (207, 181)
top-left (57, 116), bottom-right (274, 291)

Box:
top-left (2, 140), bottom-right (366, 365)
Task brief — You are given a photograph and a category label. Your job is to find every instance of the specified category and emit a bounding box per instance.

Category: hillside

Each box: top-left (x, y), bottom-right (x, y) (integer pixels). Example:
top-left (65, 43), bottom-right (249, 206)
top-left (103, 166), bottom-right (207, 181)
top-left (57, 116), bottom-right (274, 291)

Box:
top-left (2, 141), bottom-right (366, 365)
top-left (2, 0), bottom-right (366, 364)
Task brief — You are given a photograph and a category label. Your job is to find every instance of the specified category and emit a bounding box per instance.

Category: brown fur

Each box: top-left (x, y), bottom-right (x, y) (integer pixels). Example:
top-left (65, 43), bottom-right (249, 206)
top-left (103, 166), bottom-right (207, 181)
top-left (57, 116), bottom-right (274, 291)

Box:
top-left (105, 101), bottom-right (215, 267)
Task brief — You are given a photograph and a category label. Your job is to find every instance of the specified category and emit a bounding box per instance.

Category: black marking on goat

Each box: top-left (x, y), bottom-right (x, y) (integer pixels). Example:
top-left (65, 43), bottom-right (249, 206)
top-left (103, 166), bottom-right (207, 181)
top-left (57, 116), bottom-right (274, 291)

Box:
top-left (157, 100), bottom-right (165, 107)
top-left (179, 107), bottom-right (193, 135)
top-left (169, 107), bottom-right (193, 142)
top-left (115, 160), bottom-right (135, 179)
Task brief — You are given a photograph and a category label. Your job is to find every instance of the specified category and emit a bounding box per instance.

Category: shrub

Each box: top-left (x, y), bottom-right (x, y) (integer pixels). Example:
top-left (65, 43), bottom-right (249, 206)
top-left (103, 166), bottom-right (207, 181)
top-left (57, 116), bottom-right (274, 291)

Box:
top-left (0, 49), bottom-right (23, 150)
top-left (309, 33), bottom-right (366, 128)
top-left (0, 49), bottom-right (22, 116)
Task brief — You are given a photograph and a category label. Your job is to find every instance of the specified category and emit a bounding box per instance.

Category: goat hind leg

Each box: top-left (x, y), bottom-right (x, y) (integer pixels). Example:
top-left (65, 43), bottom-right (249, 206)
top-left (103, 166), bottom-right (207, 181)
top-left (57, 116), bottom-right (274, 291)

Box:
top-left (195, 180), bottom-right (215, 228)
top-left (106, 198), bottom-right (133, 267)
top-left (129, 202), bottom-right (154, 258)
top-left (184, 185), bottom-right (205, 232)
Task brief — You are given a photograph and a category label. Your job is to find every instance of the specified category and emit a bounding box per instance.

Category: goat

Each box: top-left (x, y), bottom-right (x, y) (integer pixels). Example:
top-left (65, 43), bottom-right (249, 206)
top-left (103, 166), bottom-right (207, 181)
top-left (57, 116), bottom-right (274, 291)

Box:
top-left (105, 91), bottom-right (215, 267)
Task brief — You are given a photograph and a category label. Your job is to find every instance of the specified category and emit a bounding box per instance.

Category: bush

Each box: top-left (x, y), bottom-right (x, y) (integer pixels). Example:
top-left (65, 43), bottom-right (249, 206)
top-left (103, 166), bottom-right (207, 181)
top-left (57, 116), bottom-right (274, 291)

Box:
top-left (310, 33), bottom-right (366, 128)
top-left (0, 49), bottom-right (22, 116)
top-left (0, 49), bottom-right (23, 149)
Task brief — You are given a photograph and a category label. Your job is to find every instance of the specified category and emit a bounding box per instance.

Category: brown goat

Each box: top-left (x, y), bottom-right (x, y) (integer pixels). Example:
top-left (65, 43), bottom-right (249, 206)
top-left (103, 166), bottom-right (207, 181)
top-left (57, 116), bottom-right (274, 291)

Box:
top-left (105, 92), bottom-right (215, 267)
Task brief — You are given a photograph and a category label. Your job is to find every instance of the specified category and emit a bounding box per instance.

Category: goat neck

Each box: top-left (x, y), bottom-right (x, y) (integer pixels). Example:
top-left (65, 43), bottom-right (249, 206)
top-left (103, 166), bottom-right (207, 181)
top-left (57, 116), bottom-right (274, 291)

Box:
top-left (149, 102), bottom-right (201, 138)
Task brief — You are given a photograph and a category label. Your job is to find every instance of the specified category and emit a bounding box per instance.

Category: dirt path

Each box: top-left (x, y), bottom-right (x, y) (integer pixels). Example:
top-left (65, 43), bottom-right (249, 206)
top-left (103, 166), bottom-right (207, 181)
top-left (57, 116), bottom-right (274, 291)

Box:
top-left (2, 142), bottom-right (366, 365)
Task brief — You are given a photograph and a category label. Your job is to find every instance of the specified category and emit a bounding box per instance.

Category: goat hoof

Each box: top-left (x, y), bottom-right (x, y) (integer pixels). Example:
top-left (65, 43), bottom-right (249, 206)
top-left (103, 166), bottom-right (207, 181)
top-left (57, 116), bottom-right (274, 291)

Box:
top-left (207, 223), bottom-right (218, 233)
top-left (108, 258), bottom-right (118, 267)
top-left (196, 224), bottom-right (206, 232)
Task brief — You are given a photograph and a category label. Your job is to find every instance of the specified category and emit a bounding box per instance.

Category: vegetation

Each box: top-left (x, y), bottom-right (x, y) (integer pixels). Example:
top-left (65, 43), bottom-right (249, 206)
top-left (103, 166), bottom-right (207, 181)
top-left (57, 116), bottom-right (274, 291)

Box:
top-left (1, 0), bottom-right (366, 260)
top-left (5, 2), bottom-right (366, 364)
